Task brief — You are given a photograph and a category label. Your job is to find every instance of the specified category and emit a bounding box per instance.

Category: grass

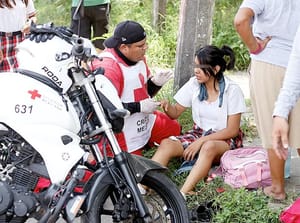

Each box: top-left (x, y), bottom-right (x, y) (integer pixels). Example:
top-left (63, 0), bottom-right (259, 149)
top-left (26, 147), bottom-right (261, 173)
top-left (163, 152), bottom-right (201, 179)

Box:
top-left (143, 147), bottom-right (298, 222)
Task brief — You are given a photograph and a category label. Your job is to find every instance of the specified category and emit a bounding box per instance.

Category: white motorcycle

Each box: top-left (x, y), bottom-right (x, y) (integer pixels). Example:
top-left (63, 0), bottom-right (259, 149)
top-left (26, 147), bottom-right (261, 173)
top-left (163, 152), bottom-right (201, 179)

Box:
top-left (0, 24), bottom-right (189, 222)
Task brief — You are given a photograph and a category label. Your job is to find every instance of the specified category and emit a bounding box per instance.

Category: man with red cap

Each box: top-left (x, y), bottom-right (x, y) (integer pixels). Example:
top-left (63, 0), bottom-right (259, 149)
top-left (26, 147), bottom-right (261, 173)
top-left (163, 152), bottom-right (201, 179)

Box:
top-left (92, 20), bottom-right (181, 155)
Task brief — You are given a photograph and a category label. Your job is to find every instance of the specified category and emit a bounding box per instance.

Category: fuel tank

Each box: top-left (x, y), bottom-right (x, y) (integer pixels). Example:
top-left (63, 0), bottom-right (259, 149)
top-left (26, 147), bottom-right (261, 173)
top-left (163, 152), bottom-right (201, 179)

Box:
top-left (0, 72), bottom-right (84, 183)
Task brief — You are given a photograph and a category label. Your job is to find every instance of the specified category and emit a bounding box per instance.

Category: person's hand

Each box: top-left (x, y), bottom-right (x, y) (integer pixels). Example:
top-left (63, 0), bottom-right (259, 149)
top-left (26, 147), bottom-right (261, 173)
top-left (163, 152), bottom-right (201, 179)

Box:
top-left (22, 19), bottom-right (34, 35)
top-left (250, 36), bottom-right (271, 54)
top-left (140, 98), bottom-right (160, 113)
top-left (151, 69), bottom-right (173, 86)
top-left (0, 50), bottom-right (3, 63)
top-left (272, 116), bottom-right (289, 160)
top-left (160, 99), bottom-right (170, 112)
top-left (183, 139), bottom-right (203, 161)
top-left (257, 36), bottom-right (271, 50)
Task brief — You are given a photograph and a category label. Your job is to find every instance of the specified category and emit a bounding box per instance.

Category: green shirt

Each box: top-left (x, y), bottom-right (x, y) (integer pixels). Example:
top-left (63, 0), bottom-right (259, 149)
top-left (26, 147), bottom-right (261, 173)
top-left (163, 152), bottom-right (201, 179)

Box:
top-left (72, 0), bottom-right (110, 7)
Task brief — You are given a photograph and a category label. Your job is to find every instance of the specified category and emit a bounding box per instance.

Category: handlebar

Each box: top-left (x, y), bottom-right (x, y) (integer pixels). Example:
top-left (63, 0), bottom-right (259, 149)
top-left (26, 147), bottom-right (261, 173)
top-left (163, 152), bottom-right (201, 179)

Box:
top-left (72, 38), bottom-right (84, 56)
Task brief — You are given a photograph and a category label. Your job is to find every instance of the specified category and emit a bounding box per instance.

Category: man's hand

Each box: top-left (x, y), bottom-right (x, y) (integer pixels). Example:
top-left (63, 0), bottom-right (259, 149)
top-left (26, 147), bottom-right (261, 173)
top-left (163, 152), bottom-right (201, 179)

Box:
top-left (151, 69), bottom-right (173, 86)
top-left (272, 116), bottom-right (289, 160)
top-left (140, 98), bottom-right (160, 113)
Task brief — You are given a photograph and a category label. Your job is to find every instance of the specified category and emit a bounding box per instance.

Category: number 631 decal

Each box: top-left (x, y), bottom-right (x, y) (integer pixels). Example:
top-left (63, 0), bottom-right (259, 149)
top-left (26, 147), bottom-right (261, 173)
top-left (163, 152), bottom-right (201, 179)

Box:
top-left (15, 104), bottom-right (33, 114)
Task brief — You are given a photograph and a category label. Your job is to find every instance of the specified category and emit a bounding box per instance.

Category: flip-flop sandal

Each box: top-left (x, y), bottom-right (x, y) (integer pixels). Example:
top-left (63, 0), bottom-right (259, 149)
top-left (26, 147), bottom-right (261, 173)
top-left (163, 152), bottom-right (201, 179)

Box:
top-left (189, 202), bottom-right (213, 222)
top-left (206, 200), bottom-right (221, 214)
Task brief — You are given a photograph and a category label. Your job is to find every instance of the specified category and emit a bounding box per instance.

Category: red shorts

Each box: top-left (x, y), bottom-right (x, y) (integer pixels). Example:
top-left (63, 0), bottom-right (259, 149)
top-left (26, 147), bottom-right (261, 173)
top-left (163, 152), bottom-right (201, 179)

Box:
top-left (99, 110), bottom-right (181, 156)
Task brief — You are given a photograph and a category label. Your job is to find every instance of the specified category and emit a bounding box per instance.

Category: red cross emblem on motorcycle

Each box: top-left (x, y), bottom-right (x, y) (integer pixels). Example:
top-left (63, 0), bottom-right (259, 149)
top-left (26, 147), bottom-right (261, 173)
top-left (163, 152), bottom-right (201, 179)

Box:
top-left (28, 89), bottom-right (41, 100)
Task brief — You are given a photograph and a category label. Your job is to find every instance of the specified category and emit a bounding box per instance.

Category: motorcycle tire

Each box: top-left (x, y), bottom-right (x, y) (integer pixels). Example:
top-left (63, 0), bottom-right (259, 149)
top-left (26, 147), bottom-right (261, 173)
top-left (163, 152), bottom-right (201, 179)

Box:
top-left (81, 170), bottom-right (190, 223)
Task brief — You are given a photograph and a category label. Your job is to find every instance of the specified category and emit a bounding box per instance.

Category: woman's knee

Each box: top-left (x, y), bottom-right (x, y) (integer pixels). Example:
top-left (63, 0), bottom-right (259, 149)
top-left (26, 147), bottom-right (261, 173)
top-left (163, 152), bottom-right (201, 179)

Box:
top-left (200, 141), bottom-right (216, 155)
top-left (157, 138), bottom-right (183, 155)
top-left (200, 141), bottom-right (227, 157)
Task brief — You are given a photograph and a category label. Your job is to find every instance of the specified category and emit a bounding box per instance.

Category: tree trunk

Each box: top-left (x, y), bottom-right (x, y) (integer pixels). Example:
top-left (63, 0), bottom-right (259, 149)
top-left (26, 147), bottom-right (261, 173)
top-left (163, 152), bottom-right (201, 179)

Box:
top-left (152, 0), bottom-right (167, 33)
top-left (174, 0), bottom-right (215, 92)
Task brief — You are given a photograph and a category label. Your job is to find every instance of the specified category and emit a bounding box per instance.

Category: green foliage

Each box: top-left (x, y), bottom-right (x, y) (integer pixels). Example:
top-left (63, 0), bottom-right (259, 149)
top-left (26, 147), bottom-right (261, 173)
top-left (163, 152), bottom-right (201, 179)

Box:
top-left (35, 0), bottom-right (70, 25)
top-left (34, 0), bottom-right (248, 69)
top-left (109, 0), bottom-right (180, 68)
top-left (212, 0), bottom-right (250, 70)
top-left (240, 115), bottom-right (258, 141)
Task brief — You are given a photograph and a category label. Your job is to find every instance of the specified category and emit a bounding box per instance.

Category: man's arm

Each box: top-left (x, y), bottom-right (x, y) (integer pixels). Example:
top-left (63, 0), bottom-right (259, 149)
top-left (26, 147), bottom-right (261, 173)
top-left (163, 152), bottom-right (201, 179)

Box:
top-left (147, 79), bottom-right (161, 97)
top-left (234, 7), bottom-right (270, 54)
top-left (147, 68), bottom-right (173, 97)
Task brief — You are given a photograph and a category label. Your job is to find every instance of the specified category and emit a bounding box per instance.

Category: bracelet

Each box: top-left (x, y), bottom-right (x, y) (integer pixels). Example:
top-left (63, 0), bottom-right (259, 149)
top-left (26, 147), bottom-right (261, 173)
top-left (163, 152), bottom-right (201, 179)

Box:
top-left (250, 42), bottom-right (263, 55)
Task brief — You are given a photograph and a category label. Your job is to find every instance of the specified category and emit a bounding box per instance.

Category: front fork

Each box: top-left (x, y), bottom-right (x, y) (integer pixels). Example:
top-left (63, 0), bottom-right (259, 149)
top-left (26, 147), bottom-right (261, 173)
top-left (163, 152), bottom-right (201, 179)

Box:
top-left (69, 69), bottom-right (152, 221)
top-left (114, 153), bottom-right (153, 222)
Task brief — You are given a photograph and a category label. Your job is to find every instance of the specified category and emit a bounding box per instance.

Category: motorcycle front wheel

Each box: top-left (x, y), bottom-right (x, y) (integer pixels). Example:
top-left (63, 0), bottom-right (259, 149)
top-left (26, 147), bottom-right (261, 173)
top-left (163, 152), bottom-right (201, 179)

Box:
top-left (81, 170), bottom-right (189, 223)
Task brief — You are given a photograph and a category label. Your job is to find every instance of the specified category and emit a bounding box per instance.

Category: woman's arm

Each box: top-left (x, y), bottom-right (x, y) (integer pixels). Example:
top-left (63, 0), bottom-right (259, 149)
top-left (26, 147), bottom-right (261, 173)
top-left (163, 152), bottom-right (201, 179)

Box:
top-left (203, 113), bottom-right (242, 141)
top-left (183, 113), bottom-right (242, 161)
top-left (160, 100), bottom-right (186, 119)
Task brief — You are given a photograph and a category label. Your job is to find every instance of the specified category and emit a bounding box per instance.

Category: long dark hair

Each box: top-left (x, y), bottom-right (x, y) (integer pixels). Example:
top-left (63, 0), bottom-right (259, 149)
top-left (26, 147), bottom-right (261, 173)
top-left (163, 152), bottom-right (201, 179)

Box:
top-left (195, 45), bottom-right (235, 81)
top-left (0, 0), bottom-right (29, 8)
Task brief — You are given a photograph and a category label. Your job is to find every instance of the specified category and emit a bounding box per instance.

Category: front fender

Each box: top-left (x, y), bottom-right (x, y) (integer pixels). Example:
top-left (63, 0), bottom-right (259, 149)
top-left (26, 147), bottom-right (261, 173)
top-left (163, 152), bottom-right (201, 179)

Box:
top-left (81, 153), bottom-right (167, 212)
top-left (125, 153), bottom-right (167, 182)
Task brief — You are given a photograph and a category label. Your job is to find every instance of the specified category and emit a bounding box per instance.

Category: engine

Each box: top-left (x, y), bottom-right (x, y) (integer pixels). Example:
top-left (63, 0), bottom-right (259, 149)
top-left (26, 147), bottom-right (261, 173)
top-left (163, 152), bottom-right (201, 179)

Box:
top-left (0, 124), bottom-right (50, 222)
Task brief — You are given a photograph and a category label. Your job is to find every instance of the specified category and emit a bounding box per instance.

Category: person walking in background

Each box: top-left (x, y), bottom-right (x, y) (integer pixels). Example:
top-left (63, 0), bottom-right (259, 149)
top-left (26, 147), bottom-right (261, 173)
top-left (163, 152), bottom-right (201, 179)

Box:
top-left (70, 0), bottom-right (110, 51)
top-left (0, 0), bottom-right (36, 72)
top-left (234, 0), bottom-right (300, 201)
top-left (91, 20), bottom-right (181, 155)
top-left (151, 45), bottom-right (246, 196)
top-left (272, 25), bottom-right (300, 166)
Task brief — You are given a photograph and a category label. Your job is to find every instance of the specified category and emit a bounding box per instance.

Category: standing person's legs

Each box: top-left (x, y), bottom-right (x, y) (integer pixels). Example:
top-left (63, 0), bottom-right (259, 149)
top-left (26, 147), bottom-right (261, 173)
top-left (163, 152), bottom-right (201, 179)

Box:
top-left (90, 4), bottom-right (110, 50)
top-left (249, 60), bottom-right (286, 200)
top-left (70, 7), bottom-right (91, 38)
top-left (264, 149), bottom-right (286, 200)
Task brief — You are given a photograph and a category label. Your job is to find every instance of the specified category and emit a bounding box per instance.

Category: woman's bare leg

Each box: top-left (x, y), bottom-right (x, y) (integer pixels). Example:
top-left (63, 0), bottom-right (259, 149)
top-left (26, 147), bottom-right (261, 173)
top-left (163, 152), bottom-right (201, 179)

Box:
top-left (180, 141), bottom-right (229, 194)
top-left (151, 138), bottom-right (184, 166)
top-left (263, 148), bottom-right (286, 200)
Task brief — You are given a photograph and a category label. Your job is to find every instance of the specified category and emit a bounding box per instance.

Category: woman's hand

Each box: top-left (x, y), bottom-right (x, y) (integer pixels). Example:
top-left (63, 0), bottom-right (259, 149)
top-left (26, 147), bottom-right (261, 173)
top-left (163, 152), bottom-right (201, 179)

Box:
top-left (183, 139), bottom-right (203, 161)
top-left (160, 99), bottom-right (170, 112)
top-left (160, 100), bottom-right (186, 120)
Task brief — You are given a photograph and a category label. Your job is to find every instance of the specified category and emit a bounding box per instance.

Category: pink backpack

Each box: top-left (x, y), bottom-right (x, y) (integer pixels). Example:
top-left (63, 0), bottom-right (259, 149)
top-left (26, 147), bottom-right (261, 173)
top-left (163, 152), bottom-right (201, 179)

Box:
top-left (218, 147), bottom-right (272, 189)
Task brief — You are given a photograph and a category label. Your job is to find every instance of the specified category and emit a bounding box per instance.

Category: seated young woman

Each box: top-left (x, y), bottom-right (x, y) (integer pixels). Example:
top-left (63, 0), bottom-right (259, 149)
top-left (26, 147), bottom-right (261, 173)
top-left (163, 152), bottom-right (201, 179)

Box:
top-left (152, 45), bottom-right (246, 196)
